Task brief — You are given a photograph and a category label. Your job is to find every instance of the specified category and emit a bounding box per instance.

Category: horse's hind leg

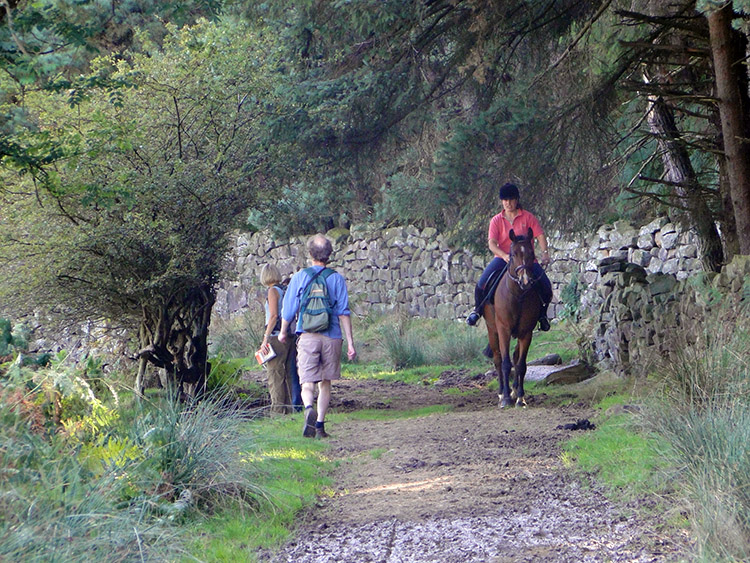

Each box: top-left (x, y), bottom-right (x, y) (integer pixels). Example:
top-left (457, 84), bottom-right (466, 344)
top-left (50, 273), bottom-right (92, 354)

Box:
top-left (498, 352), bottom-right (513, 408)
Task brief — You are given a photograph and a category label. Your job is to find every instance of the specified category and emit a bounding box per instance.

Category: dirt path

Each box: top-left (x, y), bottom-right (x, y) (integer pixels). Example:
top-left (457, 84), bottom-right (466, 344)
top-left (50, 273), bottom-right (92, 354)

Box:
top-left (260, 373), bottom-right (690, 563)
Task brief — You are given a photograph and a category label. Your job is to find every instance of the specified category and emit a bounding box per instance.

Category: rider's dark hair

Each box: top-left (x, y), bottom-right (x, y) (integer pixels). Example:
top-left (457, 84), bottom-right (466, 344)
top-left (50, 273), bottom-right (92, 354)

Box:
top-left (499, 182), bottom-right (520, 201)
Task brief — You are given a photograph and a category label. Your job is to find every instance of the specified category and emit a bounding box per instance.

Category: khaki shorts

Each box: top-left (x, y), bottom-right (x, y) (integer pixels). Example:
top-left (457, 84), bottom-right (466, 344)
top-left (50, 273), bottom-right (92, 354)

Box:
top-left (296, 333), bottom-right (343, 383)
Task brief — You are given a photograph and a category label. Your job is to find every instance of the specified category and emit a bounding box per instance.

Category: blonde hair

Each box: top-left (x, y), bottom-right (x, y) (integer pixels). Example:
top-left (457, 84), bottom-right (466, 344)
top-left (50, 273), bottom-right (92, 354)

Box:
top-left (260, 263), bottom-right (282, 287)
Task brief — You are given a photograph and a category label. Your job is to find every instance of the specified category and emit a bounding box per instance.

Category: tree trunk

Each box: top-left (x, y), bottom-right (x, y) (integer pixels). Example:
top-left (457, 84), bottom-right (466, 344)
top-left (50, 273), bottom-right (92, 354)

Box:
top-left (707, 4), bottom-right (750, 255)
top-left (646, 94), bottom-right (724, 271)
top-left (136, 283), bottom-right (215, 398)
top-left (135, 356), bottom-right (148, 399)
top-left (718, 149), bottom-right (741, 259)
top-left (707, 103), bottom-right (741, 260)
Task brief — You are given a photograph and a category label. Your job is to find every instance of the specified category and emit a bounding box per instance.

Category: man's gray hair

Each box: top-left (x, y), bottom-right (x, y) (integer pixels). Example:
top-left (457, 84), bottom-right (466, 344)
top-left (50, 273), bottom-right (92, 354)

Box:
top-left (307, 234), bottom-right (333, 263)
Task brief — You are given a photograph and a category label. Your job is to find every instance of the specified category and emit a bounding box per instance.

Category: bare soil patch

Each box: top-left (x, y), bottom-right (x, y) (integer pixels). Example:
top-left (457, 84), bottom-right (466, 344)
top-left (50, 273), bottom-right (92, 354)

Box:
top-left (258, 370), bottom-right (691, 563)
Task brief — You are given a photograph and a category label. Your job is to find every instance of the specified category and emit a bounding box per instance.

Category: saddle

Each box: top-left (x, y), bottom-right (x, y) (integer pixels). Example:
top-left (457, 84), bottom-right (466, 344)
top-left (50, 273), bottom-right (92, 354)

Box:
top-left (480, 265), bottom-right (507, 308)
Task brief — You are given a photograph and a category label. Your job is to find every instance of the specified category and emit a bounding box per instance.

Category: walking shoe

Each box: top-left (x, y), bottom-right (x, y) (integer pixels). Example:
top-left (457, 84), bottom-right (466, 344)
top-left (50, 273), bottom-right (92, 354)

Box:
top-left (466, 311), bottom-right (481, 326)
top-left (538, 316), bottom-right (550, 332)
top-left (302, 407), bottom-right (316, 438)
top-left (315, 427), bottom-right (329, 439)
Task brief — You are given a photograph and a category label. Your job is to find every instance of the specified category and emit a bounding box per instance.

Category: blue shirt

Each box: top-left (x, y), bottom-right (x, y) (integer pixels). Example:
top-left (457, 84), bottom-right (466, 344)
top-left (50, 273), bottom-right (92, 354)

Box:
top-left (281, 266), bottom-right (350, 339)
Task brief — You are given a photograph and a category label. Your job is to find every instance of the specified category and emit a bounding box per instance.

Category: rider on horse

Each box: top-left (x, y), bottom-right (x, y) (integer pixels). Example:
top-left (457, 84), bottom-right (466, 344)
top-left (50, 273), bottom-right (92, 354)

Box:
top-left (466, 182), bottom-right (554, 331)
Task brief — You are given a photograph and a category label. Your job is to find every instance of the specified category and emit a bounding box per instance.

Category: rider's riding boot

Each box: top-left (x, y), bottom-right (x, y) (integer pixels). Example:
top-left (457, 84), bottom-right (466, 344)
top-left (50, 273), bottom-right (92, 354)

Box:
top-left (538, 302), bottom-right (551, 332)
top-left (466, 285), bottom-right (483, 326)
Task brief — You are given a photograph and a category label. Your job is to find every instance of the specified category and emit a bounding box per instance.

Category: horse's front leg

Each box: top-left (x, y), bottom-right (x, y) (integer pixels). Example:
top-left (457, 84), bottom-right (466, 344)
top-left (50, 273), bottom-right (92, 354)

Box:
top-left (496, 328), bottom-right (513, 408)
top-left (513, 334), bottom-right (532, 407)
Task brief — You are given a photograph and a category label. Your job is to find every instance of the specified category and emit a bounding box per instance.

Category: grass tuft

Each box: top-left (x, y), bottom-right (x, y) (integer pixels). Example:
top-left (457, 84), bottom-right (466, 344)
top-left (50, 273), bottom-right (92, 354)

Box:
top-left (377, 323), bottom-right (428, 369)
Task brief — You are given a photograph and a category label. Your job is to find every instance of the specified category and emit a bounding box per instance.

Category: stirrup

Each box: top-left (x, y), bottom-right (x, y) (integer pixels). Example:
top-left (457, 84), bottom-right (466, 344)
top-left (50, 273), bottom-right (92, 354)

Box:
top-left (466, 311), bottom-right (481, 326)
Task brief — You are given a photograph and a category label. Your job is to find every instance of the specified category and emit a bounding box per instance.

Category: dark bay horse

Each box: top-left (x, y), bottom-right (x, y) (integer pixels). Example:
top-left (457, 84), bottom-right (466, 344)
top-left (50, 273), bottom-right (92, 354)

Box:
top-left (483, 228), bottom-right (543, 408)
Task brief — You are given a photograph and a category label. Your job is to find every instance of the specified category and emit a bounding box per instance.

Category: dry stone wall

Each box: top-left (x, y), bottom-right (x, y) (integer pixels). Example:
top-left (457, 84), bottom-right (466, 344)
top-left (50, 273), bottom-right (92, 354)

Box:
top-left (17, 217), bottom-right (736, 379)
top-left (591, 254), bottom-right (750, 375)
top-left (215, 224), bottom-right (480, 321)
top-left (215, 217), bottom-right (705, 326)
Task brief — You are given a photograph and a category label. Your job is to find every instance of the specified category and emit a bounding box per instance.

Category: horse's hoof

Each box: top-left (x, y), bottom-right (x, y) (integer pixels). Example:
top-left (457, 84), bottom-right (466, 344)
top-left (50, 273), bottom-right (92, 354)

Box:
top-left (499, 398), bottom-right (512, 409)
top-left (516, 397), bottom-right (527, 408)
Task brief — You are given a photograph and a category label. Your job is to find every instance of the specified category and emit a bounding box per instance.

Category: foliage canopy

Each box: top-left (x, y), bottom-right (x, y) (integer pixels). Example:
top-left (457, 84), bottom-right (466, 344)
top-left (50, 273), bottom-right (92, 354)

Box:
top-left (1, 16), bottom-right (289, 387)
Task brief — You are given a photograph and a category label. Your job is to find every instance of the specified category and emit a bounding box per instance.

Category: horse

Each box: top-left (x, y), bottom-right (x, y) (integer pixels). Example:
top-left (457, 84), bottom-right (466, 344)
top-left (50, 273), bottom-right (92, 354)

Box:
top-left (483, 227), bottom-right (543, 408)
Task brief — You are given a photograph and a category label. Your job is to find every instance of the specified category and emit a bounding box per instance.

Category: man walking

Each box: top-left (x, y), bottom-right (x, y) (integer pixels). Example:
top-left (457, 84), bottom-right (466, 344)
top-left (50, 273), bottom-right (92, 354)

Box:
top-left (279, 234), bottom-right (356, 438)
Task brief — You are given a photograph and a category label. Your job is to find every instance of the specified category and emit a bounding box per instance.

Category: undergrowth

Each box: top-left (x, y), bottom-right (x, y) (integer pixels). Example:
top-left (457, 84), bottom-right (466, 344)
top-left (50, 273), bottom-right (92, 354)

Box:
top-left (644, 298), bottom-right (750, 561)
top-left (0, 310), bottom-right (642, 561)
top-left (0, 352), bottom-right (268, 561)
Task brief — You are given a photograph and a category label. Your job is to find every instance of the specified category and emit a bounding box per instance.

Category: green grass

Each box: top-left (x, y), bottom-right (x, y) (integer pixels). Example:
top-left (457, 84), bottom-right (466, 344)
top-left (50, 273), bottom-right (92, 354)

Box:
top-left (527, 319), bottom-right (582, 363)
top-left (348, 313), bottom-right (580, 375)
top-left (442, 387), bottom-right (481, 396)
top-left (181, 316), bottom-right (604, 561)
top-left (646, 402), bottom-right (750, 560)
top-left (369, 448), bottom-right (387, 460)
top-left (562, 402), bottom-right (670, 499)
top-left (353, 314), bottom-right (489, 368)
top-left (342, 361), bottom-right (484, 385)
top-left (0, 312), bottom-right (591, 562)
top-left (185, 414), bottom-right (331, 561)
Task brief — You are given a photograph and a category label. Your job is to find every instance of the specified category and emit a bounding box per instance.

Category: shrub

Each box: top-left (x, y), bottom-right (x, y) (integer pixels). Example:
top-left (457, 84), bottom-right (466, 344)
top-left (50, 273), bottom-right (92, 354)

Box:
top-left (0, 319), bottom-right (29, 356)
top-left (0, 380), bottom-right (176, 561)
top-left (653, 300), bottom-right (750, 411)
top-left (377, 323), bottom-right (427, 369)
top-left (650, 405), bottom-right (750, 561)
top-left (129, 390), bottom-right (264, 511)
top-left (559, 275), bottom-right (582, 321)
top-left (206, 355), bottom-right (255, 392)
top-left (0, 354), bottom-right (265, 560)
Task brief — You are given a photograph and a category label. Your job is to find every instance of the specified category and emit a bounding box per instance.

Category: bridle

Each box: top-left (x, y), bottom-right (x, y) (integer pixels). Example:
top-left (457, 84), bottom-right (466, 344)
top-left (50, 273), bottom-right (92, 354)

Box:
top-left (506, 241), bottom-right (542, 292)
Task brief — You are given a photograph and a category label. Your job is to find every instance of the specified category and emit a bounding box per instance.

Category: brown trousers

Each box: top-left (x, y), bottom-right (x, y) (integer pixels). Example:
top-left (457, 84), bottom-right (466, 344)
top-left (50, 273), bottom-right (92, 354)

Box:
top-left (265, 334), bottom-right (293, 414)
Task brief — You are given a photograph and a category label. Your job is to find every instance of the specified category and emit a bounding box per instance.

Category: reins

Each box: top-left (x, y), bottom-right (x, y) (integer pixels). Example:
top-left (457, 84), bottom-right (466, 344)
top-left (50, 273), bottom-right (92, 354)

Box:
top-left (507, 265), bottom-right (543, 292)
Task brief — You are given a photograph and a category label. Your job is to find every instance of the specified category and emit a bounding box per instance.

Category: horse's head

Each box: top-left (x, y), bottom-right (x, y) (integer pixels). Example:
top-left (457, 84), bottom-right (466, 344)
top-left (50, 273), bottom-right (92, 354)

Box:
top-left (508, 228), bottom-right (536, 290)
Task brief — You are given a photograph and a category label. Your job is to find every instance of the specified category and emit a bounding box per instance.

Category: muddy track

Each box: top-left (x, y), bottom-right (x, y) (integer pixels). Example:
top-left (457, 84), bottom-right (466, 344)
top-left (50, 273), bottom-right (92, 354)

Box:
top-left (258, 376), bottom-right (691, 563)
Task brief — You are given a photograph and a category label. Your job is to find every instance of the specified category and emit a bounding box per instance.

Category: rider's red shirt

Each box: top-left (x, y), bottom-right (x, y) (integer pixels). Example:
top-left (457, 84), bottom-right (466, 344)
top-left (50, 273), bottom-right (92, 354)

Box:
top-left (488, 208), bottom-right (544, 254)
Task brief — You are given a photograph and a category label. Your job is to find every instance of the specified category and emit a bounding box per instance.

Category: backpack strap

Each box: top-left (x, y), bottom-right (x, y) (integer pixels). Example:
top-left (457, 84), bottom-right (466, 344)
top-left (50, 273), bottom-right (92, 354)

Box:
top-left (300, 267), bottom-right (333, 295)
top-left (319, 268), bottom-right (336, 307)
